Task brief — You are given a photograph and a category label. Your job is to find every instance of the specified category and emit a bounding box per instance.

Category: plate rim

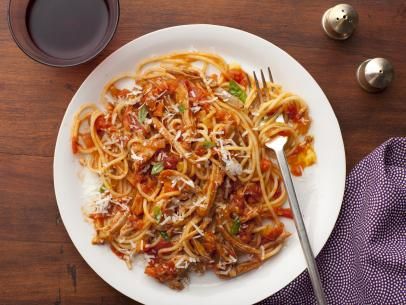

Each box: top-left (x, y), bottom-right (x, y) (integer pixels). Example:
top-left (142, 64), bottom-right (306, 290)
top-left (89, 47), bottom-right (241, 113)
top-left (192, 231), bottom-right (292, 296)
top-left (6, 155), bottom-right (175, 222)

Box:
top-left (53, 23), bottom-right (346, 305)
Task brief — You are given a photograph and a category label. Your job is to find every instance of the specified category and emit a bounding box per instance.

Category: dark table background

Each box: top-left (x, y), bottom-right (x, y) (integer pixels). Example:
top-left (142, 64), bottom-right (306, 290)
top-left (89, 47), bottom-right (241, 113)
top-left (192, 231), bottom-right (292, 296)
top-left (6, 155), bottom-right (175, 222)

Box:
top-left (0, 1), bottom-right (405, 304)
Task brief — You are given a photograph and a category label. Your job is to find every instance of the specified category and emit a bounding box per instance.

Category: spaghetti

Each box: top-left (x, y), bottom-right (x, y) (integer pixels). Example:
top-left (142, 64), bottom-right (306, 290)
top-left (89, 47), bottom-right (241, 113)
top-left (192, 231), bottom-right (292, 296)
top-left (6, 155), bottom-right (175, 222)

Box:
top-left (71, 51), bottom-right (316, 289)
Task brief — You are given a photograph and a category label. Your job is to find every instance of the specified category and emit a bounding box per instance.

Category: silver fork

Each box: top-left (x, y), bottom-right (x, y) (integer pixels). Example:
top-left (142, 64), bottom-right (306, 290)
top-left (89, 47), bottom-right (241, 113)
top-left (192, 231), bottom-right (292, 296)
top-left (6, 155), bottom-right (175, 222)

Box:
top-left (253, 69), bottom-right (327, 305)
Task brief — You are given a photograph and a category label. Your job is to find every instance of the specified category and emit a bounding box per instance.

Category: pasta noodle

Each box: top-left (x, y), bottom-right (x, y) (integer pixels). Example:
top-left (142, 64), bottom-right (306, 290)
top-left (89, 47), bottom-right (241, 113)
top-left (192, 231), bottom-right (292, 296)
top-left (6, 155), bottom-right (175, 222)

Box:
top-left (71, 51), bottom-right (316, 289)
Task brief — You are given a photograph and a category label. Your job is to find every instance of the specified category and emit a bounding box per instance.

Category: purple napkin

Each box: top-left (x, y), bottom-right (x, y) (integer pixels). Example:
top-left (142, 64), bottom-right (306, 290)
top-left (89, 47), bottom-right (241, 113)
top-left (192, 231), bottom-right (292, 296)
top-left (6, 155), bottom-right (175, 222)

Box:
top-left (259, 137), bottom-right (406, 305)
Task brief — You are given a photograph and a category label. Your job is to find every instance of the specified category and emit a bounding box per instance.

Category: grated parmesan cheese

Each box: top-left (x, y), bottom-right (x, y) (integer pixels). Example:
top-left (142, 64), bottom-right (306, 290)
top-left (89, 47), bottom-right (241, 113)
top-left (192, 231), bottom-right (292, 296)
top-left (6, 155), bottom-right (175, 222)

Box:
top-left (170, 176), bottom-right (179, 188)
top-left (133, 83), bottom-right (142, 90)
top-left (162, 111), bottom-right (176, 121)
top-left (160, 215), bottom-right (172, 225)
top-left (144, 231), bottom-right (155, 237)
top-left (130, 149), bottom-right (144, 161)
top-left (185, 137), bottom-right (205, 143)
top-left (198, 97), bottom-right (218, 104)
top-left (93, 194), bottom-right (112, 214)
top-left (140, 164), bottom-right (151, 174)
top-left (144, 253), bottom-right (155, 263)
top-left (226, 255), bottom-right (237, 263)
top-left (81, 168), bottom-right (112, 214)
top-left (195, 156), bottom-right (208, 162)
top-left (174, 130), bottom-right (182, 141)
top-left (216, 266), bottom-right (232, 275)
top-left (216, 139), bottom-right (243, 177)
top-left (192, 222), bottom-right (204, 237)
top-left (103, 135), bottom-right (119, 147)
top-left (175, 257), bottom-right (188, 269)
top-left (193, 196), bottom-right (206, 208)
top-left (175, 256), bottom-right (199, 269)
top-left (211, 130), bottom-right (225, 136)
top-left (171, 212), bottom-right (185, 223)
top-left (169, 104), bottom-right (180, 113)
top-left (157, 152), bottom-right (164, 161)
top-left (111, 112), bottom-right (118, 125)
top-left (188, 256), bottom-right (199, 263)
top-left (154, 90), bottom-right (167, 100)
top-left (181, 177), bottom-right (195, 188)
top-left (170, 176), bottom-right (195, 189)
top-left (110, 198), bottom-right (130, 211)
top-left (216, 202), bottom-right (227, 210)
top-left (191, 105), bottom-right (201, 113)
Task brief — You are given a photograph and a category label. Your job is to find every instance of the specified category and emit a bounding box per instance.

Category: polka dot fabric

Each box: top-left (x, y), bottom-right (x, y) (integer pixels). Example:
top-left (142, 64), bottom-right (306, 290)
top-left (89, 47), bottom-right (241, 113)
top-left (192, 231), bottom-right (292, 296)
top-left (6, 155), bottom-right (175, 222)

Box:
top-left (259, 137), bottom-right (406, 305)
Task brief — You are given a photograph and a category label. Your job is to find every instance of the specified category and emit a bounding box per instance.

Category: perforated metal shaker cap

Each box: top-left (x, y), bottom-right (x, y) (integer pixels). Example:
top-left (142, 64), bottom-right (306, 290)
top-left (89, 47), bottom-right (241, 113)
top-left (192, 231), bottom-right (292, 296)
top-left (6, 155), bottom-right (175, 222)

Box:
top-left (356, 58), bottom-right (394, 92)
top-left (322, 4), bottom-right (359, 40)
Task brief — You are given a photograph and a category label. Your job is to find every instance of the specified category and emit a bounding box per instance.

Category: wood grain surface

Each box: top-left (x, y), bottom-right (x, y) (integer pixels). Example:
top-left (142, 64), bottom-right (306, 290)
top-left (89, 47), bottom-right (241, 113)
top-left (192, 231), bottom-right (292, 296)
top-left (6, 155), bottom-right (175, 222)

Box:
top-left (0, 0), bottom-right (405, 304)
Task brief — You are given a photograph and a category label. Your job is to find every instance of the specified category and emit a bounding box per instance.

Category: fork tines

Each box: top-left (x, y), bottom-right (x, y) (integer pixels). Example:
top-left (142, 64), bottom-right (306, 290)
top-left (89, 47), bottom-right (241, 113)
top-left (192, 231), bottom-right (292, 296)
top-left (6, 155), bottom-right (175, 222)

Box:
top-left (253, 67), bottom-right (274, 103)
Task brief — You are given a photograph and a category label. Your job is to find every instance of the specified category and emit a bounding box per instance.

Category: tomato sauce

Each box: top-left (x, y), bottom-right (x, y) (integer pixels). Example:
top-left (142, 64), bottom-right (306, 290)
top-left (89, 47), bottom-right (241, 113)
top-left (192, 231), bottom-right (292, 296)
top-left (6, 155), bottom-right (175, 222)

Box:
top-left (227, 69), bottom-right (248, 86)
top-left (162, 153), bottom-right (179, 169)
top-left (144, 260), bottom-right (177, 282)
top-left (260, 158), bottom-right (272, 172)
top-left (275, 207), bottom-right (293, 219)
top-left (109, 85), bottom-right (130, 99)
top-left (71, 137), bottom-right (79, 154)
top-left (262, 223), bottom-right (284, 242)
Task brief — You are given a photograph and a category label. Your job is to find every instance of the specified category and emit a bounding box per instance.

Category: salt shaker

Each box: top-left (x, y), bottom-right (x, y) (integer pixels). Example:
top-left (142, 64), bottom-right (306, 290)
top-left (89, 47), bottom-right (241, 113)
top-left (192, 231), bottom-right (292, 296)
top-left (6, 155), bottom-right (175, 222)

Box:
top-left (322, 4), bottom-right (359, 40)
top-left (356, 58), bottom-right (394, 92)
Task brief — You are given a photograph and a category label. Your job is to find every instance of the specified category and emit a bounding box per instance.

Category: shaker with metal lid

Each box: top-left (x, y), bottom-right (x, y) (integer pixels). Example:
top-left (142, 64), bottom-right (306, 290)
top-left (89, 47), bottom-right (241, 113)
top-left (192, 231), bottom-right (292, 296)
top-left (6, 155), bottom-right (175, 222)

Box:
top-left (356, 58), bottom-right (394, 92)
top-left (322, 4), bottom-right (359, 40)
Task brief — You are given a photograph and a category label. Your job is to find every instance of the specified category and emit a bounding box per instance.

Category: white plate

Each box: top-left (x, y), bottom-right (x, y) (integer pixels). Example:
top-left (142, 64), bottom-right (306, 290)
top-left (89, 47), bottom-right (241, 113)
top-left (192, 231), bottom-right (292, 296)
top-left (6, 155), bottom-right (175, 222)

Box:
top-left (54, 24), bottom-right (345, 305)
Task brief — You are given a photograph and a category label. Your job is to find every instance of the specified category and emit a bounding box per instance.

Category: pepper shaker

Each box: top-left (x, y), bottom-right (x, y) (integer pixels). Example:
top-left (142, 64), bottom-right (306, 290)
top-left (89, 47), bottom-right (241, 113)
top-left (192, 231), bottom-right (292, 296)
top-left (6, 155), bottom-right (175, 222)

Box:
top-left (356, 58), bottom-right (394, 92)
top-left (322, 4), bottom-right (359, 40)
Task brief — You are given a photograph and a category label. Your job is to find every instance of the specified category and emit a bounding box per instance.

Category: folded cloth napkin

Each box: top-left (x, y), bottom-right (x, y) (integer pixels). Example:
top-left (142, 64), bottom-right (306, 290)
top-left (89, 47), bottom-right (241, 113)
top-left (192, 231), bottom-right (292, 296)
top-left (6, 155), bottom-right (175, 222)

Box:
top-left (259, 137), bottom-right (406, 305)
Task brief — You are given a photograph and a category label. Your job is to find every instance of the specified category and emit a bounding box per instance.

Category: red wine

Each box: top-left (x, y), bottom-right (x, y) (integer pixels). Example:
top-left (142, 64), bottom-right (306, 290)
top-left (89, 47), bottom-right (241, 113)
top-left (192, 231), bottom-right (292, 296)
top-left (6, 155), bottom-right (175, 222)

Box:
top-left (26, 0), bottom-right (109, 59)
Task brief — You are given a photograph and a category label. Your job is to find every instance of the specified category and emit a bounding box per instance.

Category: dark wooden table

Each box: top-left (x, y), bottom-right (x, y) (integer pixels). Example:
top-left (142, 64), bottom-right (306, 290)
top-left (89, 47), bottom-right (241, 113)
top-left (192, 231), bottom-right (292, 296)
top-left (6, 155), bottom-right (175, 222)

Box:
top-left (0, 1), bottom-right (405, 304)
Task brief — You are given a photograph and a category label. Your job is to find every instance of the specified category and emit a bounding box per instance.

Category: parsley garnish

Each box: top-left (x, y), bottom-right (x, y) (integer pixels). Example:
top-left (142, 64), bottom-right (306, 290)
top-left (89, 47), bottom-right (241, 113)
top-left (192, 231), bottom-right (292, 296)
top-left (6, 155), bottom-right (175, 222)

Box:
top-left (178, 104), bottom-right (186, 113)
top-left (151, 162), bottom-right (164, 175)
top-left (202, 141), bottom-right (215, 149)
top-left (228, 80), bottom-right (247, 102)
top-left (153, 206), bottom-right (162, 222)
top-left (138, 105), bottom-right (148, 124)
top-left (230, 217), bottom-right (241, 235)
top-left (160, 231), bottom-right (170, 241)
top-left (99, 186), bottom-right (106, 193)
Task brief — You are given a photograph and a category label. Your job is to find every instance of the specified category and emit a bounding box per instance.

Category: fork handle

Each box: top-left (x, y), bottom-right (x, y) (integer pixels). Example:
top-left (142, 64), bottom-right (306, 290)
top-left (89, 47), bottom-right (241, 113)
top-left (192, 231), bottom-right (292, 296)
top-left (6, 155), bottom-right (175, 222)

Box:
top-left (274, 149), bottom-right (327, 305)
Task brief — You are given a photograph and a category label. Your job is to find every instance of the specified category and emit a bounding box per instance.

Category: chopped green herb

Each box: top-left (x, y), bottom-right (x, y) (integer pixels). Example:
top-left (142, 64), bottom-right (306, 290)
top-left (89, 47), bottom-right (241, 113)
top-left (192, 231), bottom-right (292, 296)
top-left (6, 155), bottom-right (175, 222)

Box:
top-left (228, 80), bottom-right (247, 102)
top-left (160, 231), bottom-right (170, 241)
top-left (230, 217), bottom-right (241, 235)
top-left (138, 105), bottom-right (148, 124)
top-left (178, 104), bottom-right (186, 113)
top-left (202, 140), bottom-right (215, 149)
top-left (151, 162), bottom-right (164, 175)
top-left (99, 186), bottom-right (106, 193)
top-left (153, 206), bottom-right (162, 222)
